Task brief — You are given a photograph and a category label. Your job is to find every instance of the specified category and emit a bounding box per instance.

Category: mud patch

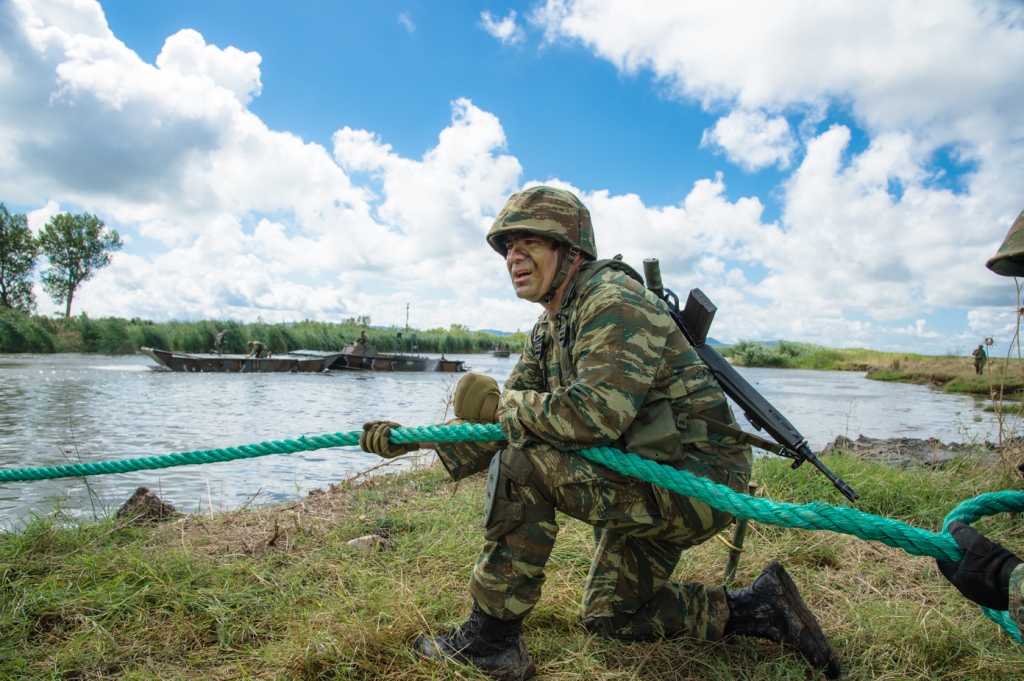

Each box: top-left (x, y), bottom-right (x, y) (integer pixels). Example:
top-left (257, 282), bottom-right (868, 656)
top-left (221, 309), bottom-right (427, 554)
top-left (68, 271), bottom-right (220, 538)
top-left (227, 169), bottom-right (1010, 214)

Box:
top-left (819, 435), bottom-right (999, 468)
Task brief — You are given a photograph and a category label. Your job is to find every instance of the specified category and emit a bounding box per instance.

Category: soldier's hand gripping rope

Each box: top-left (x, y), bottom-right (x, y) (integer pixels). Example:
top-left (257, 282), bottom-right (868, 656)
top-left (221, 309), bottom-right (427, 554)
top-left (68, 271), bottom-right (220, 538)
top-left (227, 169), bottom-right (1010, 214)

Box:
top-left (359, 420), bottom-right (419, 458)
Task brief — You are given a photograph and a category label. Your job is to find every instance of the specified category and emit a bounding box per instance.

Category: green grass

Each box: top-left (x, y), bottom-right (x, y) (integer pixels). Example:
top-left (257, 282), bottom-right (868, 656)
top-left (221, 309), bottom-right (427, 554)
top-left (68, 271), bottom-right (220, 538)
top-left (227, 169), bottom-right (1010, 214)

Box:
top-left (1, 451), bottom-right (1022, 679)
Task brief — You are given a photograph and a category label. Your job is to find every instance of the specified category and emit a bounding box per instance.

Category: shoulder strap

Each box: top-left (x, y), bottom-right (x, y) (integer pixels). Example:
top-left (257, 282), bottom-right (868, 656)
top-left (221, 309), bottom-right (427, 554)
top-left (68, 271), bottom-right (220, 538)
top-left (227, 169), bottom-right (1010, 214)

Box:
top-left (531, 317), bottom-right (549, 384)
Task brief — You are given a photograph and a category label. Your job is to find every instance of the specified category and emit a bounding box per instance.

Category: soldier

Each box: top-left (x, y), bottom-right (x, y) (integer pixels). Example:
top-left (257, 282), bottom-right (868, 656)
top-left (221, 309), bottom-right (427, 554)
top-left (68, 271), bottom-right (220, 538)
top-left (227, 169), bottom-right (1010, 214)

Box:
top-left (973, 344), bottom-right (987, 375)
top-left (934, 206), bottom-right (1024, 632)
top-left (246, 340), bottom-right (269, 358)
top-left (357, 329), bottom-right (368, 346)
top-left (213, 329), bottom-right (228, 355)
top-left (936, 523), bottom-right (1024, 636)
top-left (360, 186), bottom-right (840, 679)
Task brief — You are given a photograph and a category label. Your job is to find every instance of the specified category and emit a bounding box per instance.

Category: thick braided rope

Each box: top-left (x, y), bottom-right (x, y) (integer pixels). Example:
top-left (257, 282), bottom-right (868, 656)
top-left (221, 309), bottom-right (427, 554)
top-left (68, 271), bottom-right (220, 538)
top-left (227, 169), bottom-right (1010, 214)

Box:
top-left (571, 444), bottom-right (1024, 642)
top-left (0, 423), bottom-right (498, 482)
top-left (2, 421), bottom-right (1021, 639)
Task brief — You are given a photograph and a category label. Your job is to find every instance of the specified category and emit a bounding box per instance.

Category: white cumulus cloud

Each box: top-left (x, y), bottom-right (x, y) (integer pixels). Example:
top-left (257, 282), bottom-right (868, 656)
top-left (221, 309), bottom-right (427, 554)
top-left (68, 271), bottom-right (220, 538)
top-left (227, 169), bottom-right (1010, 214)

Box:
top-left (702, 111), bottom-right (797, 171)
top-left (2, 0), bottom-right (1022, 352)
top-left (480, 10), bottom-right (526, 45)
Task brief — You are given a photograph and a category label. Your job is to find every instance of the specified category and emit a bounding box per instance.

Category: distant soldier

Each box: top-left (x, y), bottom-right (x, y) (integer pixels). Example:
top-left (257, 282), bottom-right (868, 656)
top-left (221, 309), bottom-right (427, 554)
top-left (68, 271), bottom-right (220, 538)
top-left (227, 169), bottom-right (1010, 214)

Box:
top-left (213, 329), bottom-right (228, 355)
top-left (973, 344), bottom-right (987, 375)
top-left (357, 330), bottom-right (368, 346)
top-left (246, 340), bottom-right (269, 358)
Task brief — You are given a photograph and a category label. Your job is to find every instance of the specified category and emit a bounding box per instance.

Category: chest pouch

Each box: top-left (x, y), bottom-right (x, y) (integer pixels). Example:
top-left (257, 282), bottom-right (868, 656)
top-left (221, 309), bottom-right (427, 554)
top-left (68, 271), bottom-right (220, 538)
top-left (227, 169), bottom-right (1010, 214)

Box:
top-left (483, 447), bottom-right (555, 542)
top-left (623, 394), bottom-right (686, 464)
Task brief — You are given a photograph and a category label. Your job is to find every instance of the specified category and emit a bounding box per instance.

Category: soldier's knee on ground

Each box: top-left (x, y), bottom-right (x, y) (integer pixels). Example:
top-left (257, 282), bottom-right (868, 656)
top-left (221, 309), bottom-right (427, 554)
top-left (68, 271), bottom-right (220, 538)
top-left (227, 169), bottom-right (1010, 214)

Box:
top-left (582, 582), bottom-right (726, 642)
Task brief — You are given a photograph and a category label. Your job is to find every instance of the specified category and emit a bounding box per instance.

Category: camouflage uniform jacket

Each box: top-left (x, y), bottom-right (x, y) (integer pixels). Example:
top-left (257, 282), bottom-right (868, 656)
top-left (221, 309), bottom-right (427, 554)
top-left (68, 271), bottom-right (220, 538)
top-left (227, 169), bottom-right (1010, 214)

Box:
top-left (435, 261), bottom-right (752, 480)
top-left (1010, 562), bottom-right (1024, 638)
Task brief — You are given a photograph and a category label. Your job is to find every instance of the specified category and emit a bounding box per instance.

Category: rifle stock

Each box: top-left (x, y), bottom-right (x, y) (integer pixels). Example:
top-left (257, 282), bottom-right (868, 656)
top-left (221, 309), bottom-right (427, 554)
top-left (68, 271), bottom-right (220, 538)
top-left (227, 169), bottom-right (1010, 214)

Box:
top-left (642, 258), bottom-right (859, 502)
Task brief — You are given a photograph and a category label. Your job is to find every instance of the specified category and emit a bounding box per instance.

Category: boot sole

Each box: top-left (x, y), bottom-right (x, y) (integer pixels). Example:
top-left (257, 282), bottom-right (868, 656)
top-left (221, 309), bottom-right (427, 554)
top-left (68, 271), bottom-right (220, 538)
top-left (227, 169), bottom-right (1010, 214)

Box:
top-left (764, 561), bottom-right (841, 679)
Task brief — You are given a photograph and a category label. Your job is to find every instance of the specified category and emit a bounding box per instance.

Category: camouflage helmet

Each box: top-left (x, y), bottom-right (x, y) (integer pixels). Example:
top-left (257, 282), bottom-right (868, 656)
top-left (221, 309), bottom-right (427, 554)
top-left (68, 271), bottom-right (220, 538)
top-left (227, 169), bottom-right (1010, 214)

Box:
top-left (987, 207), bottom-right (1024, 277)
top-left (486, 186), bottom-right (597, 260)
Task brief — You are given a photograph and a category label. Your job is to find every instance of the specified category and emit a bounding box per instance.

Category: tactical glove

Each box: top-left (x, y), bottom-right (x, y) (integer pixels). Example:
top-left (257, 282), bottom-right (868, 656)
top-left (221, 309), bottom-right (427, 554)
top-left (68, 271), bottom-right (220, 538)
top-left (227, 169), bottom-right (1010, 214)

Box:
top-left (453, 373), bottom-right (500, 424)
top-left (359, 420), bottom-right (418, 458)
top-left (936, 521), bottom-right (1023, 610)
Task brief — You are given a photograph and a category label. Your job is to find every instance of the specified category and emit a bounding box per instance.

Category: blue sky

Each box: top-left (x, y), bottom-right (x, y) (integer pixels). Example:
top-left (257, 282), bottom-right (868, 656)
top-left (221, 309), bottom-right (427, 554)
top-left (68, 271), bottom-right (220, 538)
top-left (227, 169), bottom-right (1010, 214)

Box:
top-left (2, 0), bottom-right (1023, 353)
top-left (101, 1), bottom-right (739, 207)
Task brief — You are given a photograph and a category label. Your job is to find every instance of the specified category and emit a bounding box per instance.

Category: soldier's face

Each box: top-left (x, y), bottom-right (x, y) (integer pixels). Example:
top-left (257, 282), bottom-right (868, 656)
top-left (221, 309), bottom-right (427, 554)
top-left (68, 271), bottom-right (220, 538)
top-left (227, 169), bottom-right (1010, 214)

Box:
top-left (505, 233), bottom-right (560, 302)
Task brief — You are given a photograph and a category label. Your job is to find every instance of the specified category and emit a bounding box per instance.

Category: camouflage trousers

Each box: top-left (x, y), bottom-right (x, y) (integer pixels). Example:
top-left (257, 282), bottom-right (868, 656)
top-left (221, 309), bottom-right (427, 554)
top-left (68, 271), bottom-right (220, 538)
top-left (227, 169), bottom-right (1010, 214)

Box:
top-left (1010, 563), bottom-right (1024, 638)
top-left (469, 444), bottom-right (749, 641)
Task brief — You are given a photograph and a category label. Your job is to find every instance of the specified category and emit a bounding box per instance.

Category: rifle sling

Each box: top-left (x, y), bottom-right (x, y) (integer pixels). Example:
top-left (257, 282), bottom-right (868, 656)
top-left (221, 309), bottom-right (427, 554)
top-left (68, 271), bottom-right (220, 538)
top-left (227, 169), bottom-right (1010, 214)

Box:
top-left (684, 412), bottom-right (783, 455)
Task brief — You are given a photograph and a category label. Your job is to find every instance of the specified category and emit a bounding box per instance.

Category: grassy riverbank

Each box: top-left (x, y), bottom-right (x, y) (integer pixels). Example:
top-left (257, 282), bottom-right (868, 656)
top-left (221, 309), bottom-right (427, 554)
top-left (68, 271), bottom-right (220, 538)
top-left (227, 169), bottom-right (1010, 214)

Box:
top-left (2, 451), bottom-right (1022, 680)
top-left (726, 340), bottom-right (1024, 397)
top-left (0, 308), bottom-right (526, 355)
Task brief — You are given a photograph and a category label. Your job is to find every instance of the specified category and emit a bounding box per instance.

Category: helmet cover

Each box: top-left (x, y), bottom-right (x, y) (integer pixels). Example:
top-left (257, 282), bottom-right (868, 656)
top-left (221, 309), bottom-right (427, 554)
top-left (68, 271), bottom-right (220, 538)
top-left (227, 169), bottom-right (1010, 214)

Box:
top-left (486, 186), bottom-right (597, 260)
top-left (987, 207), bottom-right (1024, 277)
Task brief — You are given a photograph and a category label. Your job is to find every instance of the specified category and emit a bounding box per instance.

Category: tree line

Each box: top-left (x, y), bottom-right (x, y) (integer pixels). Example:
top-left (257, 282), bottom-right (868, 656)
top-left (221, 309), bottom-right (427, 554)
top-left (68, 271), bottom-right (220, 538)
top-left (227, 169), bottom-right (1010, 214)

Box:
top-left (0, 316), bottom-right (528, 356)
top-left (0, 203), bottom-right (122, 317)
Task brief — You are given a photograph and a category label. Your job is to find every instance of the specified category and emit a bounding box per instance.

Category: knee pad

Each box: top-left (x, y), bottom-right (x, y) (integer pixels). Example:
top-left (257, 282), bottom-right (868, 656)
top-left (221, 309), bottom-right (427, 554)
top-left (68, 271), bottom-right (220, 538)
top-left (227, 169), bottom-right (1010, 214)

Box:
top-left (484, 446), bottom-right (555, 541)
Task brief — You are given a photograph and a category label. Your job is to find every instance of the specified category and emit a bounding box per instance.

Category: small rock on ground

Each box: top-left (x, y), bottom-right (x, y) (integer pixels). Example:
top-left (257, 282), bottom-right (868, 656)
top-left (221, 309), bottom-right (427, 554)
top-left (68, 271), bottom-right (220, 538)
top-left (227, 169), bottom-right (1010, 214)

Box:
top-left (347, 534), bottom-right (394, 552)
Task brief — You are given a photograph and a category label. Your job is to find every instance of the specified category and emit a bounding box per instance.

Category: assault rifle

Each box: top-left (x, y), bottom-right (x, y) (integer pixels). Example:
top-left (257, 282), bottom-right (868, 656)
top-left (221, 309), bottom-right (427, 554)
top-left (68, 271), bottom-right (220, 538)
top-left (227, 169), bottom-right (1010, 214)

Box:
top-left (642, 258), bottom-right (860, 502)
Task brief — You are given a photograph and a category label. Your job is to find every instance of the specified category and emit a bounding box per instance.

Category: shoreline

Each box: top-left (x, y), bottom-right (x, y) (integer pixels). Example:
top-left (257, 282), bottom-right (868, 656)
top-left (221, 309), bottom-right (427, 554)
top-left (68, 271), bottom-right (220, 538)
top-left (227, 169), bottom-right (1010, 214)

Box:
top-left (726, 341), bottom-right (1024, 400)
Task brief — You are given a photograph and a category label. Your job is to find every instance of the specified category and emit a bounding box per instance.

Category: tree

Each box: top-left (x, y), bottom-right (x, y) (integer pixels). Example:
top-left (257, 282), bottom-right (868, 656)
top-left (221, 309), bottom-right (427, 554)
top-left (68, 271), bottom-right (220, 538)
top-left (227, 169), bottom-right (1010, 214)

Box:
top-left (38, 212), bottom-right (122, 317)
top-left (0, 203), bottom-right (40, 312)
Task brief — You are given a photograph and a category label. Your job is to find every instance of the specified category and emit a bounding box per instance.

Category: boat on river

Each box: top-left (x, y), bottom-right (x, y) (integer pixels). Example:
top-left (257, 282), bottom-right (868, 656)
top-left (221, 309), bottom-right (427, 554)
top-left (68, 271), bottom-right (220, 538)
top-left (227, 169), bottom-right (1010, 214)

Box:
top-left (293, 343), bottom-right (466, 372)
top-left (141, 347), bottom-right (341, 373)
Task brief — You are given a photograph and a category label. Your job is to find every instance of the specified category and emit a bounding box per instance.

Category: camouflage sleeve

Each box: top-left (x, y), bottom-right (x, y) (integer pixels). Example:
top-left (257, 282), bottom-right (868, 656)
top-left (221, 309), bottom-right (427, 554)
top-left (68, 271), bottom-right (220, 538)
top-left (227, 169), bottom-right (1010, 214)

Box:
top-left (498, 279), bottom-right (670, 450)
top-left (433, 418), bottom-right (504, 481)
top-left (504, 319), bottom-right (545, 392)
top-left (1010, 562), bottom-right (1024, 640)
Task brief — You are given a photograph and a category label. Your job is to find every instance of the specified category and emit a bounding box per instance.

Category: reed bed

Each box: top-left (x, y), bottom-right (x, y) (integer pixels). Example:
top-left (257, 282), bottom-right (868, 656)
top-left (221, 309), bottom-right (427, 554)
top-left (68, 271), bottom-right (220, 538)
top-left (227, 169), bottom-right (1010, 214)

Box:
top-left (0, 309), bottom-right (527, 356)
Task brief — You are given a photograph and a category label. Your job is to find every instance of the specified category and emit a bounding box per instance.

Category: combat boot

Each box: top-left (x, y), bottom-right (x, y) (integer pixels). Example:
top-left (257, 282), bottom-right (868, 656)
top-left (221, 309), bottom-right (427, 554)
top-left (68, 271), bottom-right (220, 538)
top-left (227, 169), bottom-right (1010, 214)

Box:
top-left (724, 561), bottom-right (841, 679)
top-left (413, 603), bottom-right (536, 681)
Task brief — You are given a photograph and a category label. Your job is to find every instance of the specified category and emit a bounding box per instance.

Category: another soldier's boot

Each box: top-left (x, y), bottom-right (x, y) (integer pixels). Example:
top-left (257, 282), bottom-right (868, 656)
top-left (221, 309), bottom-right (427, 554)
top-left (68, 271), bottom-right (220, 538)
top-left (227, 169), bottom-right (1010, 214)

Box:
top-left (413, 603), bottom-right (536, 681)
top-left (724, 561), bottom-right (841, 679)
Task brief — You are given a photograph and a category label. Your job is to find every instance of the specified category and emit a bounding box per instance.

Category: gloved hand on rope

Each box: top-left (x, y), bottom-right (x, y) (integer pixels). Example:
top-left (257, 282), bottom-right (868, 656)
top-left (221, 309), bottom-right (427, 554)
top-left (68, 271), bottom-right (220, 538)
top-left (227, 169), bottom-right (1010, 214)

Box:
top-left (936, 521), bottom-right (1023, 610)
top-left (359, 420), bottom-right (419, 458)
top-left (453, 373), bottom-right (500, 424)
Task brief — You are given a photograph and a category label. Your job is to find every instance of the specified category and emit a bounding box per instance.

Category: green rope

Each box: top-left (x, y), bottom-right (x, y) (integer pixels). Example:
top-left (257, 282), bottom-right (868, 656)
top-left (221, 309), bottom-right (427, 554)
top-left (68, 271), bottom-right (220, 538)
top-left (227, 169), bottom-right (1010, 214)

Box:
top-left (0, 424), bottom-right (498, 483)
top-left (2, 422), bottom-right (1021, 640)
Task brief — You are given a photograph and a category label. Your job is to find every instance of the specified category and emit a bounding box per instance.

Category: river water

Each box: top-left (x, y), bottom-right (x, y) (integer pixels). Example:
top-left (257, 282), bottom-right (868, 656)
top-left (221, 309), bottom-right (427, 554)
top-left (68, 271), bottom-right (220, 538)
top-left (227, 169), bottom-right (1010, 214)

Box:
top-left (0, 353), bottom-right (1006, 528)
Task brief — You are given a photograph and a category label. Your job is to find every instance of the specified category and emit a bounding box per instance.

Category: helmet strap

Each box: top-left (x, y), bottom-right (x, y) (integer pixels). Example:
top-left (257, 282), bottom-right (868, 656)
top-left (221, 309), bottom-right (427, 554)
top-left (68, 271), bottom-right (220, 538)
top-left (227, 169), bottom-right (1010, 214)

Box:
top-left (540, 245), bottom-right (580, 305)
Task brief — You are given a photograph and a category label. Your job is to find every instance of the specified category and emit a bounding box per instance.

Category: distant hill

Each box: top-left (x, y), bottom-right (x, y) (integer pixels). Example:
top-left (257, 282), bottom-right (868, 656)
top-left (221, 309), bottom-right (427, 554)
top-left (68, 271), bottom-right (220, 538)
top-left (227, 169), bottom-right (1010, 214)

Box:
top-left (477, 329), bottom-right (514, 337)
top-left (706, 337), bottom-right (729, 348)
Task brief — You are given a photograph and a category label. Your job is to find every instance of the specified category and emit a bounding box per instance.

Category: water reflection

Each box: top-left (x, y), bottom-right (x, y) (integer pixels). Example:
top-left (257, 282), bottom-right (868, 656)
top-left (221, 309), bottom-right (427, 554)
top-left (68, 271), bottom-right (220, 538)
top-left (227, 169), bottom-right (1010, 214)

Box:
top-left (0, 353), bottom-right (1005, 527)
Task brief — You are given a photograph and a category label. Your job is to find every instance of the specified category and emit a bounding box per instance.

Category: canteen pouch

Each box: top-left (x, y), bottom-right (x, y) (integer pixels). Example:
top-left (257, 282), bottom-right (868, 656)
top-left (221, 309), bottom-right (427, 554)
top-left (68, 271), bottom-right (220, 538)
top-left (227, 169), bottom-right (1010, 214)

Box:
top-left (623, 394), bottom-right (686, 464)
top-left (483, 447), bottom-right (555, 542)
